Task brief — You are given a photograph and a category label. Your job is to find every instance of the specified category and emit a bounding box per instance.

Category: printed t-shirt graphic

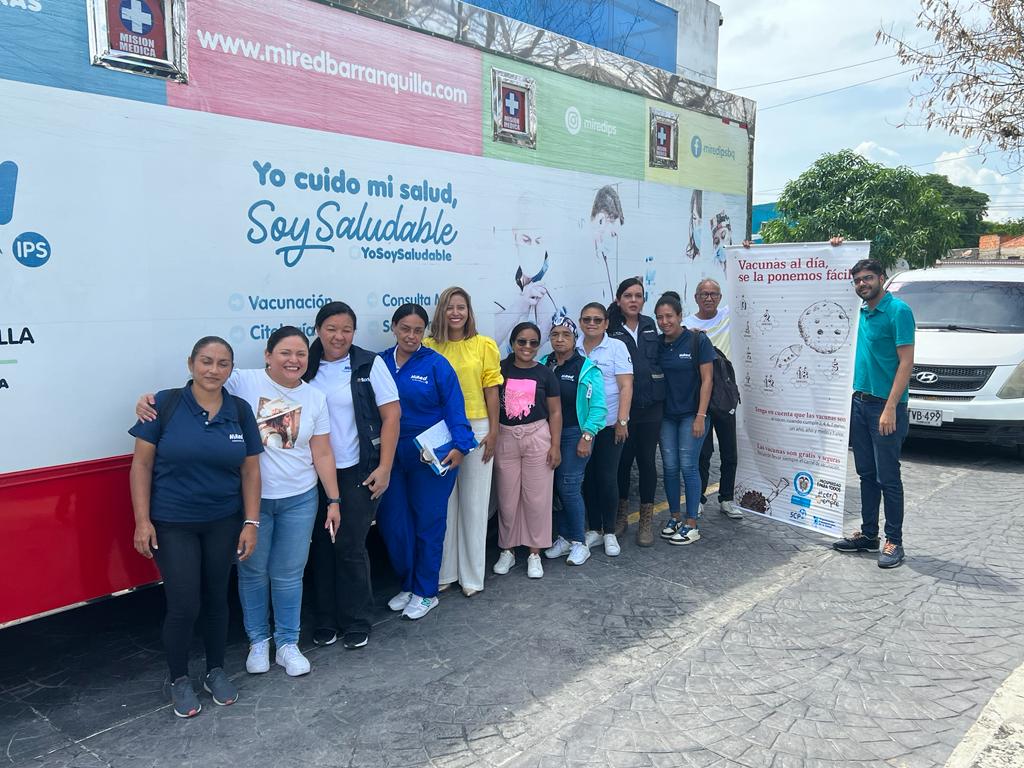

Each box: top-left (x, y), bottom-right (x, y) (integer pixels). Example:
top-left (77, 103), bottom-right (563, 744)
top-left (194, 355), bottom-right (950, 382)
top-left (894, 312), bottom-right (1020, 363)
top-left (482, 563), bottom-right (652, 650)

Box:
top-left (504, 377), bottom-right (537, 421)
top-left (256, 396), bottom-right (302, 449)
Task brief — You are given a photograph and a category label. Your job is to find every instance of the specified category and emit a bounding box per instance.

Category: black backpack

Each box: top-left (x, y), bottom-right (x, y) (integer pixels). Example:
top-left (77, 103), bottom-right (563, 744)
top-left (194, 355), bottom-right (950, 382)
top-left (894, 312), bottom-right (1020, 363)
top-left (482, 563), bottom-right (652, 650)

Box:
top-left (690, 330), bottom-right (741, 418)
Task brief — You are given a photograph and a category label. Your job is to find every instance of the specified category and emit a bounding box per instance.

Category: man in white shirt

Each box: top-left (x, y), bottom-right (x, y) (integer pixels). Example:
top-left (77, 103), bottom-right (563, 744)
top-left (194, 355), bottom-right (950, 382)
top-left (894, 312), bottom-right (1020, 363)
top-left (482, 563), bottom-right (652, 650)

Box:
top-left (684, 278), bottom-right (741, 520)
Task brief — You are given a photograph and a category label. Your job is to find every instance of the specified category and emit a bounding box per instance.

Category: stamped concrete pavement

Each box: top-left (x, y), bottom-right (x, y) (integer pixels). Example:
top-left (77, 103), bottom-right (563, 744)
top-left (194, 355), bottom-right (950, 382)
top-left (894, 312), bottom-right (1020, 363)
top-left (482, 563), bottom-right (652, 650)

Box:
top-left (0, 440), bottom-right (1021, 768)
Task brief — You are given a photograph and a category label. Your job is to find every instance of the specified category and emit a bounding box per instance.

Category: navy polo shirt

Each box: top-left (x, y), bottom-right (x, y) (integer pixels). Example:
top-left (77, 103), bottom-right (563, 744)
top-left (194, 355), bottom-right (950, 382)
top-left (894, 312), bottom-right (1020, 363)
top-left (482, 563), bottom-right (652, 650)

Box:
top-left (658, 329), bottom-right (716, 418)
top-left (129, 384), bottom-right (263, 523)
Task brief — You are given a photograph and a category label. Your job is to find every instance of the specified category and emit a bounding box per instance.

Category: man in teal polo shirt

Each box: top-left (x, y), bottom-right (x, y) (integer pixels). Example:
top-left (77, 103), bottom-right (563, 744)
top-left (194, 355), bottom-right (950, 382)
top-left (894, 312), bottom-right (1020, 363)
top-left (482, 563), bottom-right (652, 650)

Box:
top-left (834, 256), bottom-right (915, 568)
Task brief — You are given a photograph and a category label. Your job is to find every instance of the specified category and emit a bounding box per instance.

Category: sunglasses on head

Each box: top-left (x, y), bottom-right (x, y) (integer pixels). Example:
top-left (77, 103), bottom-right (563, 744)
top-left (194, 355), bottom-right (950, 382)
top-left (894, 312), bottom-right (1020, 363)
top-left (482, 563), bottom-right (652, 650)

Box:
top-left (515, 338), bottom-right (541, 348)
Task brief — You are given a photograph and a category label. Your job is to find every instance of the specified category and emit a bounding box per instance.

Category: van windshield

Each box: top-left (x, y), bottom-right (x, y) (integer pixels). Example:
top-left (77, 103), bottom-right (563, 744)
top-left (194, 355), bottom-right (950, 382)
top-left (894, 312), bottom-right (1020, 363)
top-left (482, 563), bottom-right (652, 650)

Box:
top-left (887, 280), bottom-right (1024, 333)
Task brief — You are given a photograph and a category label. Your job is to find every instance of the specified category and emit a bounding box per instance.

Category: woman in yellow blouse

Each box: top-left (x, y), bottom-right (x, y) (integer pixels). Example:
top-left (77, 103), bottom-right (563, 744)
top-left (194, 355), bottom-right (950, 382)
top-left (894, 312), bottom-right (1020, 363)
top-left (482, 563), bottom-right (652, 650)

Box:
top-left (425, 287), bottom-right (503, 597)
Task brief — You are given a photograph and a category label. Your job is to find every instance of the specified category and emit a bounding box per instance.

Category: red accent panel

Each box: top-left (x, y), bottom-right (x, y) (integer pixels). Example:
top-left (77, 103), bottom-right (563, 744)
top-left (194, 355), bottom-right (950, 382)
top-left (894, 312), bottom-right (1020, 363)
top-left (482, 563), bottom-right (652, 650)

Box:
top-left (0, 456), bottom-right (160, 626)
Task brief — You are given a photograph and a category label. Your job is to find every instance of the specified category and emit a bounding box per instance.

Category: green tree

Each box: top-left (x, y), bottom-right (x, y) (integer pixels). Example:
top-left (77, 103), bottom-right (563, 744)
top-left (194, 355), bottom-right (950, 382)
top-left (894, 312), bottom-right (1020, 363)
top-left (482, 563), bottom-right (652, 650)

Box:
top-left (920, 173), bottom-right (989, 248)
top-left (981, 217), bottom-right (1024, 238)
top-left (761, 150), bottom-right (962, 268)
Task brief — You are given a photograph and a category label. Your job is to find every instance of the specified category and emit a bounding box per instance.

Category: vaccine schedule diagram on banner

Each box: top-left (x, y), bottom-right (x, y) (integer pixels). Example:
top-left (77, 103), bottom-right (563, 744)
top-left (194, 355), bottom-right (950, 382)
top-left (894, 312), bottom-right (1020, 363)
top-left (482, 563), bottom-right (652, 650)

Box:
top-left (726, 242), bottom-right (868, 537)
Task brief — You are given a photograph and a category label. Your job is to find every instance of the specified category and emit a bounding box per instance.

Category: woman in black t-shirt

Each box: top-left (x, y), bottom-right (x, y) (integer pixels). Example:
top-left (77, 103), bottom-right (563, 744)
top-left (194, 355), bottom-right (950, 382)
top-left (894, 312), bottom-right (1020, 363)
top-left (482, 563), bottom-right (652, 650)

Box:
top-left (491, 322), bottom-right (562, 580)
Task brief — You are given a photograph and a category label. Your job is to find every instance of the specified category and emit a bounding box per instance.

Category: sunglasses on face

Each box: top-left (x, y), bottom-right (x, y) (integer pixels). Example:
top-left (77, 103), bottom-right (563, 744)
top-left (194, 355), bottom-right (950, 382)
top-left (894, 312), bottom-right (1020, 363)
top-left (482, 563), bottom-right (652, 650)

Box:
top-left (515, 338), bottom-right (541, 348)
top-left (580, 316), bottom-right (604, 325)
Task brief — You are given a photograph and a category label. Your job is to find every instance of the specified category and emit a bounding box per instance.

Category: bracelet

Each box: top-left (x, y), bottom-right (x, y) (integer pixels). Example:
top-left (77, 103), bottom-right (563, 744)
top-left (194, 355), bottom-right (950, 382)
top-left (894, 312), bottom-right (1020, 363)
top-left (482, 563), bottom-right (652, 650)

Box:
top-left (696, 412), bottom-right (706, 417)
top-left (325, 497), bottom-right (342, 505)
top-left (243, 519), bottom-right (260, 529)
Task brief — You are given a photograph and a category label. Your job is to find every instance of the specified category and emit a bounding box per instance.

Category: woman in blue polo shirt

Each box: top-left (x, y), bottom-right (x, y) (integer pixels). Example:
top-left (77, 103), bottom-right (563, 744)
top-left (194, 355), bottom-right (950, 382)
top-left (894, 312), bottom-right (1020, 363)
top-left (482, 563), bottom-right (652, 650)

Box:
top-left (130, 336), bottom-right (263, 719)
top-left (377, 303), bottom-right (476, 621)
top-left (655, 293), bottom-right (715, 547)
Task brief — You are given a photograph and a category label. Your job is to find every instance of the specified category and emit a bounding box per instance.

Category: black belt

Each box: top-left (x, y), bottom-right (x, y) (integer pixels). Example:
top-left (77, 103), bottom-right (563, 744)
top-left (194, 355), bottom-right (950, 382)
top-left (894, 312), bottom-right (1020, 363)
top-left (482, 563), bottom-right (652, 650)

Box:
top-left (853, 391), bottom-right (887, 403)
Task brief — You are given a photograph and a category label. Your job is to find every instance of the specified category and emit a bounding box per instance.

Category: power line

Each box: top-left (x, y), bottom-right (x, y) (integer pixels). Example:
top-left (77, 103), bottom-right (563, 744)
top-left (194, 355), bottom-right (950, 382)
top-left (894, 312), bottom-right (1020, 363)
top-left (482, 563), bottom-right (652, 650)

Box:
top-left (727, 54), bottom-right (899, 91)
top-left (760, 70), bottom-right (915, 111)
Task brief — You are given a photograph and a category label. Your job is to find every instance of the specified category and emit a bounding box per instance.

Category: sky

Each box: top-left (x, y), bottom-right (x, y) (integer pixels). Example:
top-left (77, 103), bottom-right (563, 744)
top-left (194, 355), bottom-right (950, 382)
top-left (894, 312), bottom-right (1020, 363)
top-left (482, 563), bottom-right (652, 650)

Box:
top-left (715, 0), bottom-right (1023, 225)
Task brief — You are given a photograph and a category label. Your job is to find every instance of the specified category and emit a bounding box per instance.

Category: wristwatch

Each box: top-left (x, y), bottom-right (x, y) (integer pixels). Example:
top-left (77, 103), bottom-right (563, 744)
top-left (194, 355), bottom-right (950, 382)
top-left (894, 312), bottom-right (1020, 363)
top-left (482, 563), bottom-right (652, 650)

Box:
top-left (617, 419), bottom-right (628, 427)
top-left (325, 497), bottom-right (342, 505)
top-left (582, 432), bottom-right (593, 442)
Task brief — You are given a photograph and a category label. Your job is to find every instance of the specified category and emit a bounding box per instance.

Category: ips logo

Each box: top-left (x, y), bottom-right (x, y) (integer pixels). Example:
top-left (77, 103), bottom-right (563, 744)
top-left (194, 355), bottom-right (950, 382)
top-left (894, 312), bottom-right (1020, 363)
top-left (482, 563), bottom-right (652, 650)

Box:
top-left (0, 161), bottom-right (52, 268)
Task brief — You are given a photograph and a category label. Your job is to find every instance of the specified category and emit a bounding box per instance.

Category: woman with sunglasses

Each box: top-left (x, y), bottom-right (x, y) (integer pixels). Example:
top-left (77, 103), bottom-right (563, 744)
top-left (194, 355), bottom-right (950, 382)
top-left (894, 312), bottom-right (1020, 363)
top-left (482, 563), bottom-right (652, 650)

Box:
top-left (491, 322), bottom-right (562, 579)
top-left (377, 303), bottom-right (476, 620)
top-left (424, 287), bottom-right (503, 598)
top-left (576, 302), bottom-right (633, 556)
top-left (540, 317), bottom-right (606, 566)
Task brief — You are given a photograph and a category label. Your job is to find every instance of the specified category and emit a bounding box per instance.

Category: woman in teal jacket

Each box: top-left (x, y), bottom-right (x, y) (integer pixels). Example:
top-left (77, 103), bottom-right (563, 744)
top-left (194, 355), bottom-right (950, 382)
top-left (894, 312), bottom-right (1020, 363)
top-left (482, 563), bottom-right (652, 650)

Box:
top-left (540, 316), bottom-right (607, 565)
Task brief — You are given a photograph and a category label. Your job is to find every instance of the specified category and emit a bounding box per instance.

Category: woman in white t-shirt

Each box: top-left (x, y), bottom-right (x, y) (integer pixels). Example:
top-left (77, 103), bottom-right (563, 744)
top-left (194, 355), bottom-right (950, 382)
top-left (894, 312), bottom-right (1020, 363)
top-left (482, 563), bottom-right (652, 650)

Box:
top-left (304, 301), bottom-right (400, 651)
top-left (137, 326), bottom-right (341, 679)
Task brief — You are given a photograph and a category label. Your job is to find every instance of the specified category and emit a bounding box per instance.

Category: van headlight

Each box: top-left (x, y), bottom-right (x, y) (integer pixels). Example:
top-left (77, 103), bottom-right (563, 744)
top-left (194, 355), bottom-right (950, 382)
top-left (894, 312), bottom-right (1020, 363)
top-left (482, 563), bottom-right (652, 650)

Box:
top-left (997, 361), bottom-right (1024, 399)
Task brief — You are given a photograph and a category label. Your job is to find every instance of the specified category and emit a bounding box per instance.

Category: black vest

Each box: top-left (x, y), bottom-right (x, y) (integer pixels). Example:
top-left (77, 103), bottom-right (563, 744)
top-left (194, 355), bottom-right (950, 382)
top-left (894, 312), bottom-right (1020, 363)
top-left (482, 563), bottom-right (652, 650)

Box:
top-left (348, 345), bottom-right (385, 476)
top-left (607, 314), bottom-right (665, 413)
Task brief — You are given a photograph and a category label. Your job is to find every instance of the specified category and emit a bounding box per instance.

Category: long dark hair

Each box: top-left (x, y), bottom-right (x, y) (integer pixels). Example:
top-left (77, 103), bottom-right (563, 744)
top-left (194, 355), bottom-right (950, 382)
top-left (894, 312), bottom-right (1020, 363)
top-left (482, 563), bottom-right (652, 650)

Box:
top-left (608, 276), bottom-right (644, 326)
top-left (304, 301), bottom-right (358, 382)
top-left (190, 336), bottom-right (234, 363)
top-left (503, 321), bottom-right (541, 365)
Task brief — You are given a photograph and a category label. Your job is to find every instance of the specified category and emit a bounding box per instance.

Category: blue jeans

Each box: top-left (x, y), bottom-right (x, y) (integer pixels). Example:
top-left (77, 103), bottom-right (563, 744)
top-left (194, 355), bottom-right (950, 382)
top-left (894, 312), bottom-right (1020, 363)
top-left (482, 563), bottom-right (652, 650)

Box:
top-left (850, 397), bottom-right (909, 545)
top-left (554, 426), bottom-right (591, 543)
top-left (660, 414), bottom-right (708, 522)
top-left (237, 486), bottom-right (318, 646)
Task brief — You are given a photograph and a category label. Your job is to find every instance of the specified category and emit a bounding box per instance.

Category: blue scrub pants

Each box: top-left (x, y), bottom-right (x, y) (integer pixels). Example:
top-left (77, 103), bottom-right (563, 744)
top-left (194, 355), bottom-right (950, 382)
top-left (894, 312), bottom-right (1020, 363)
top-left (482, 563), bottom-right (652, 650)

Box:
top-left (377, 438), bottom-right (459, 599)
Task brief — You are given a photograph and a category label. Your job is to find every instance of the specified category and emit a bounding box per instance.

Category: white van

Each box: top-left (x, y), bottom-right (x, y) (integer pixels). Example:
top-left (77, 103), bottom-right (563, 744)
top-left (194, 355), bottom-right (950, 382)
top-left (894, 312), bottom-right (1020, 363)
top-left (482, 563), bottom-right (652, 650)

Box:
top-left (886, 262), bottom-right (1024, 452)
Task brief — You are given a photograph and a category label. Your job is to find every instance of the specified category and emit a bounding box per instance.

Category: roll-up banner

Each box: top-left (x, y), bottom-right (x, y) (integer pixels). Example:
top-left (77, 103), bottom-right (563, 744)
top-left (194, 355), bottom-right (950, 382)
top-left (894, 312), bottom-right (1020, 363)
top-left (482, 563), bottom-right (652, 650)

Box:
top-left (726, 242), bottom-right (868, 537)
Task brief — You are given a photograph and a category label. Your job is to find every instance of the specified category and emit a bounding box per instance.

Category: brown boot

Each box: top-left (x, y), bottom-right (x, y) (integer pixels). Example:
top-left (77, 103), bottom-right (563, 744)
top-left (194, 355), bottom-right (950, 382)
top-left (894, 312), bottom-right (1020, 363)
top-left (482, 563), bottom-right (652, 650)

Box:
top-left (614, 499), bottom-right (629, 537)
top-left (637, 503), bottom-right (655, 547)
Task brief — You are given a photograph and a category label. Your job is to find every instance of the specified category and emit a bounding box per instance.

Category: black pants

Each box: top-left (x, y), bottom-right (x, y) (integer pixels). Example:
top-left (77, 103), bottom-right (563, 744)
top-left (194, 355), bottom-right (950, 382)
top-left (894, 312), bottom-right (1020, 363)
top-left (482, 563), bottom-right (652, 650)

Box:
top-left (310, 466), bottom-right (377, 634)
top-left (152, 514), bottom-right (240, 680)
top-left (583, 426), bottom-right (625, 532)
top-left (698, 410), bottom-right (738, 503)
top-left (617, 407), bottom-right (662, 504)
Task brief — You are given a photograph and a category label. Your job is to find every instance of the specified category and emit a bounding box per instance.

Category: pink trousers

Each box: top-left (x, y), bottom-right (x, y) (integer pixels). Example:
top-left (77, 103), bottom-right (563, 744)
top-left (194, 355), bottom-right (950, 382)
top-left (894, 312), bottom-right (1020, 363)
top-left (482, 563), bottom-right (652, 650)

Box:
top-left (495, 420), bottom-right (554, 550)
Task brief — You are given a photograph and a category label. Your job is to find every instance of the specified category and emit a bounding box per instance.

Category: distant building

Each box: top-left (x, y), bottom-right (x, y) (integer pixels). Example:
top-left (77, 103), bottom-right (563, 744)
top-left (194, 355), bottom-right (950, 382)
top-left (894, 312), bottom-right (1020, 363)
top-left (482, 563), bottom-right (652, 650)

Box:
top-left (469, 0), bottom-right (723, 85)
top-left (751, 202), bottom-right (778, 241)
top-left (978, 234), bottom-right (1024, 260)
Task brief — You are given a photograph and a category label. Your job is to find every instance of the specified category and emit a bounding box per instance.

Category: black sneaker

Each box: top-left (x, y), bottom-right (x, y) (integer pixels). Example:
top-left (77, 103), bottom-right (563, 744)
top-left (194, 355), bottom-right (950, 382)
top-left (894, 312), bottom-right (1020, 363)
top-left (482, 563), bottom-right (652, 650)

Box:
top-left (170, 676), bottom-right (202, 718)
top-left (203, 667), bottom-right (237, 706)
top-left (832, 530), bottom-right (880, 553)
top-left (313, 627), bottom-right (338, 646)
top-left (878, 540), bottom-right (905, 569)
top-left (342, 631), bottom-right (369, 650)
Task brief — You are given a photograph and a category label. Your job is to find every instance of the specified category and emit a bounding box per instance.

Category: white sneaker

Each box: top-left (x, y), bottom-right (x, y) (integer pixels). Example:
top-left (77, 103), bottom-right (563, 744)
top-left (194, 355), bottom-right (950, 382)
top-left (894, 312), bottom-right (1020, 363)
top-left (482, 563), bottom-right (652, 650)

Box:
top-left (275, 643), bottom-right (311, 676)
top-left (720, 500), bottom-right (743, 519)
top-left (604, 533), bottom-right (621, 556)
top-left (584, 530), bottom-right (602, 549)
top-left (669, 526), bottom-right (701, 546)
top-left (387, 591), bottom-right (413, 612)
top-left (402, 595), bottom-right (438, 620)
top-left (544, 536), bottom-right (572, 559)
top-left (493, 550), bottom-right (515, 574)
top-left (246, 639), bottom-right (270, 674)
top-left (567, 541), bottom-right (591, 566)
top-left (526, 554), bottom-right (543, 578)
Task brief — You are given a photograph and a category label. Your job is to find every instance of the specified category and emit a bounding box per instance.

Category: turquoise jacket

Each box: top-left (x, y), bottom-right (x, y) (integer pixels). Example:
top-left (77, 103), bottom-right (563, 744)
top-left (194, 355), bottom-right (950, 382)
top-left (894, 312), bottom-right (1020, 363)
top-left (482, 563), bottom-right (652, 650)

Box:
top-left (540, 352), bottom-right (607, 436)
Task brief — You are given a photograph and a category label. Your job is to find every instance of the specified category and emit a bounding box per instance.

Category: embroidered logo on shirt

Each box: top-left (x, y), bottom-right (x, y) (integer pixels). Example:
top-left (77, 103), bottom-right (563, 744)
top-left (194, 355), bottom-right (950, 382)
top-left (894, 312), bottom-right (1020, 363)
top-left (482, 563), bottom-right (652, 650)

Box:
top-left (410, 374), bottom-right (430, 384)
top-left (356, 376), bottom-right (371, 383)
top-left (560, 374), bottom-right (576, 382)
top-left (228, 433), bottom-right (245, 442)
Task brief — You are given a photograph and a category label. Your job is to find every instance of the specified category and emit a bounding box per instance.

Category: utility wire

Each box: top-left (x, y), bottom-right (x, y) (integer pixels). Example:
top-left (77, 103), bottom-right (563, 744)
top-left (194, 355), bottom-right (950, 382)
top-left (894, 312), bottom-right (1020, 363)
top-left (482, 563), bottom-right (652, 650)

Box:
top-left (727, 54), bottom-right (898, 90)
top-left (760, 70), bottom-right (915, 111)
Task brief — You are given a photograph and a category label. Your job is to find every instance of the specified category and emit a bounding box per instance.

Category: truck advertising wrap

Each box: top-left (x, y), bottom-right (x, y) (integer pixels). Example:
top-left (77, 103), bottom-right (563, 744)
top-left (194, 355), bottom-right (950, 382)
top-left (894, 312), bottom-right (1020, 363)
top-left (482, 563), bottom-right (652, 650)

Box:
top-left (0, 0), bottom-right (753, 626)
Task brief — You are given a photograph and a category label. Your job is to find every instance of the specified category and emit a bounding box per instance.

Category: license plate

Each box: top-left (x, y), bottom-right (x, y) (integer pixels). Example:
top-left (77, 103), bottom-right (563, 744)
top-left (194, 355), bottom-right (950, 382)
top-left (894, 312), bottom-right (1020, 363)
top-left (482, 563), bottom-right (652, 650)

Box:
top-left (909, 408), bottom-right (943, 427)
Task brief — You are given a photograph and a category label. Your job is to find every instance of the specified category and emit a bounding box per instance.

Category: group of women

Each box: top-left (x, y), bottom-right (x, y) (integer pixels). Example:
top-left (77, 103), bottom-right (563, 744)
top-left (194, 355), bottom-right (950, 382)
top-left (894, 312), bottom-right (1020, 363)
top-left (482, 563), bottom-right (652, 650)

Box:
top-left (129, 280), bottom-right (716, 718)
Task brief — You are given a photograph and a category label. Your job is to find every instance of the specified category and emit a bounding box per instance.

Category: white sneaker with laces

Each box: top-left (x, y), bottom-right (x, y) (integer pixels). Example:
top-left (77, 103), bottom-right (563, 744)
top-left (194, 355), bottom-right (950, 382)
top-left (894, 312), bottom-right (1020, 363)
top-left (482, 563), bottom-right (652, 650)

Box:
top-left (669, 525), bottom-right (701, 546)
top-left (527, 553), bottom-right (543, 578)
top-left (567, 541), bottom-right (591, 566)
top-left (493, 550), bottom-right (515, 574)
top-left (246, 639), bottom-right (270, 674)
top-left (402, 595), bottom-right (438, 620)
top-left (544, 536), bottom-right (572, 559)
top-left (603, 533), bottom-right (621, 556)
top-left (275, 643), bottom-right (311, 676)
top-left (720, 500), bottom-right (743, 519)
top-left (387, 591), bottom-right (413, 612)
top-left (584, 530), bottom-right (602, 549)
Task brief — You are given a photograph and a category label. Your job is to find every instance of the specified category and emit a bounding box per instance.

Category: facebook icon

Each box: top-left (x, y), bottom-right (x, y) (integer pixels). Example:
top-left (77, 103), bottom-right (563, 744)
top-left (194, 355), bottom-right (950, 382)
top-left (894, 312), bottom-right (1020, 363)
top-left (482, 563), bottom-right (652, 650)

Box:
top-left (0, 161), bottom-right (17, 226)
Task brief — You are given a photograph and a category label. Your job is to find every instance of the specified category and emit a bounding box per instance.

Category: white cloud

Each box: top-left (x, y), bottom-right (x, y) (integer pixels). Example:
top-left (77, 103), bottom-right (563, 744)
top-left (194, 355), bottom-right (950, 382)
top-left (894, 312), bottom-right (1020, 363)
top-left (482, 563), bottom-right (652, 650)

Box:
top-left (932, 148), bottom-right (1024, 222)
top-left (854, 140), bottom-right (900, 162)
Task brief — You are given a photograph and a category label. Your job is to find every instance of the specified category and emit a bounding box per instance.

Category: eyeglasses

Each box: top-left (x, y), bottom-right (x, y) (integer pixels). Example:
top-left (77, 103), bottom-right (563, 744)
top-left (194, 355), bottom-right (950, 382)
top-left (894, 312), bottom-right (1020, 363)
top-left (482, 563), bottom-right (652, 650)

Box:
top-left (697, 292), bottom-right (721, 299)
top-left (851, 275), bottom-right (879, 285)
top-left (515, 338), bottom-right (541, 348)
top-left (579, 316), bottom-right (605, 325)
